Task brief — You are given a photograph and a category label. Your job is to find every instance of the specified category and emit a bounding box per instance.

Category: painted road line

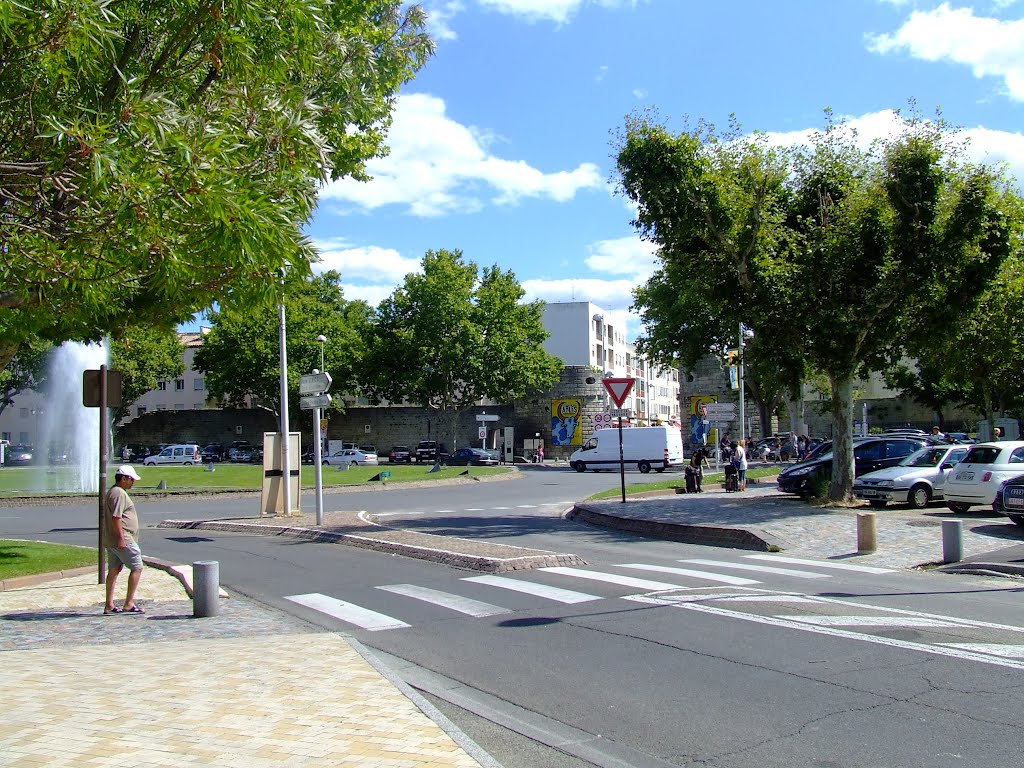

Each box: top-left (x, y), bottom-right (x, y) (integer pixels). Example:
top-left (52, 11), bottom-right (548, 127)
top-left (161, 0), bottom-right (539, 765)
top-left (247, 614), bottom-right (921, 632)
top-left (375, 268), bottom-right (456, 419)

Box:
top-left (744, 554), bottom-right (893, 574)
top-left (463, 575), bottom-right (601, 604)
top-left (492, 506), bottom-right (513, 510)
top-left (541, 567), bottom-right (687, 592)
top-left (374, 511), bottom-right (427, 517)
top-left (680, 558), bottom-right (831, 579)
top-left (377, 584), bottom-right (510, 618)
top-left (625, 595), bottom-right (1024, 671)
top-left (616, 563), bottom-right (760, 586)
top-left (939, 644), bottom-right (1024, 658)
top-left (712, 594), bottom-right (820, 603)
top-left (780, 615), bottom-right (961, 628)
top-left (284, 593), bottom-right (410, 631)
top-left (463, 508), bottom-right (486, 512)
top-left (516, 505), bottom-right (538, 508)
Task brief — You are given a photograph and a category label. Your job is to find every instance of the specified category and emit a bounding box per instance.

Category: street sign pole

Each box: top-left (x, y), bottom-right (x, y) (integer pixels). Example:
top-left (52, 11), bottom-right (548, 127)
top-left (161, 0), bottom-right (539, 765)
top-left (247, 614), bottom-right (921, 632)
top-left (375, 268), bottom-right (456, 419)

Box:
top-left (301, 371), bottom-right (333, 526)
top-left (618, 414), bottom-right (626, 503)
top-left (602, 377), bottom-right (635, 504)
top-left (98, 364), bottom-right (108, 585)
top-left (313, 402), bottom-right (323, 526)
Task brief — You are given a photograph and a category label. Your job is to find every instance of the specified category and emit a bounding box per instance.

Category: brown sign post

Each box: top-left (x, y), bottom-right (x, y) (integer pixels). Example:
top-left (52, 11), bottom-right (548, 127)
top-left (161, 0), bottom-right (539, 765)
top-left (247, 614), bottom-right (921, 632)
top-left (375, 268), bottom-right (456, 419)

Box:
top-left (83, 367), bottom-right (123, 584)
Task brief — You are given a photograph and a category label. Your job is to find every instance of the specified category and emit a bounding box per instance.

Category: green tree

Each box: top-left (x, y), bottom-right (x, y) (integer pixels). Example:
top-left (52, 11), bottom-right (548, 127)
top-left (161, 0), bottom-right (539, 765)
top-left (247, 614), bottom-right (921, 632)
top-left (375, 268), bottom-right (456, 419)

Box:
top-left (0, 337), bottom-right (53, 417)
top-left (617, 111), bottom-right (1015, 500)
top-left (363, 249), bottom-right (563, 446)
top-left (193, 272), bottom-right (372, 421)
top-left (0, 0), bottom-right (432, 369)
top-left (109, 327), bottom-right (185, 422)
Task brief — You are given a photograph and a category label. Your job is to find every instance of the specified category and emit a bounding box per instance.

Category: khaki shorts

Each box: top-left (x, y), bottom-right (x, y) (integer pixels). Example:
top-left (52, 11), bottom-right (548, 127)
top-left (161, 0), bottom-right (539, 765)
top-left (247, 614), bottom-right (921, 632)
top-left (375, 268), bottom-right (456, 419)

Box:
top-left (106, 541), bottom-right (144, 571)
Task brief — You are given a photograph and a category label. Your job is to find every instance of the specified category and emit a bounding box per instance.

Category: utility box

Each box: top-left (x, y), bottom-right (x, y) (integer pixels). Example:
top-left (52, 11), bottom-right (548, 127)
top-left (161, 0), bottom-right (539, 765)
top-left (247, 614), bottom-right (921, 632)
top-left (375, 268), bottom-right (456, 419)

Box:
top-left (260, 432), bottom-right (301, 516)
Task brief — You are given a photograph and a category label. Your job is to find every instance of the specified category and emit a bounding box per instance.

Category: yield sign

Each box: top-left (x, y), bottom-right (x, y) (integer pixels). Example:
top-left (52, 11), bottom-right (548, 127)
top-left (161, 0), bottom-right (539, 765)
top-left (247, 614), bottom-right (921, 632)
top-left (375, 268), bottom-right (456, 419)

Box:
top-left (602, 377), bottom-right (635, 408)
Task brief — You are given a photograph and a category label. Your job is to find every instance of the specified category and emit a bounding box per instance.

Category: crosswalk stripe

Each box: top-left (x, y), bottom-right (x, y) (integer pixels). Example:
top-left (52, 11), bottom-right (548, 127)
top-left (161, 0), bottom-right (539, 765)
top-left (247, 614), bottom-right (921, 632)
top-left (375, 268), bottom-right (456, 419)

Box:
top-left (377, 584), bottom-right (510, 617)
top-left (463, 575), bottom-right (600, 604)
top-left (616, 563), bottom-right (761, 586)
top-left (284, 593), bottom-right (410, 631)
top-left (744, 554), bottom-right (893, 574)
top-left (540, 566), bottom-right (686, 592)
top-left (680, 558), bottom-right (831, 579)
top-left (780, 615), bottom-right (960, 628)
top-left (939, 644), bottom-right (1024, 658)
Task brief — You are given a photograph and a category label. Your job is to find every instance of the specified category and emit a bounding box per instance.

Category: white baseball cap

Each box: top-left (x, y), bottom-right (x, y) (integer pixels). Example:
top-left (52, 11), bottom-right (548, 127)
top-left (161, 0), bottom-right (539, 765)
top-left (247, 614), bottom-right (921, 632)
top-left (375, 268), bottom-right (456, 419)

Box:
top-left (116, 465), bottom-right (141, 480)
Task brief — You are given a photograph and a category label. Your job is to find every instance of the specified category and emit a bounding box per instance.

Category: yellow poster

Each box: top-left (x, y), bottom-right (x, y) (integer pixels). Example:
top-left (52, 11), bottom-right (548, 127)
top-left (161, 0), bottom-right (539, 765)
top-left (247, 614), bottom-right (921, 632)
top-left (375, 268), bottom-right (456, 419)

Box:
top-left (551, 399), bottom-right (583, 446)
top-left (689, 395), bottom-right (718, 448)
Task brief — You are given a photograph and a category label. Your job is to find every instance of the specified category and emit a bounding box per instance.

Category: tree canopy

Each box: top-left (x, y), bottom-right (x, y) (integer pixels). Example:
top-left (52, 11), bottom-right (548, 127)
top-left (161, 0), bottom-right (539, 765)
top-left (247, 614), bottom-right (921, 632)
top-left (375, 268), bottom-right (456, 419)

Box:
top-left (617, 111), bottom-right (1018, 499)
top-left (0, 0), bottom-right (433, 369)
top-left (363, 249), bottom-right (564, 446)
top-left (109, 326), bottom-right (185, 423)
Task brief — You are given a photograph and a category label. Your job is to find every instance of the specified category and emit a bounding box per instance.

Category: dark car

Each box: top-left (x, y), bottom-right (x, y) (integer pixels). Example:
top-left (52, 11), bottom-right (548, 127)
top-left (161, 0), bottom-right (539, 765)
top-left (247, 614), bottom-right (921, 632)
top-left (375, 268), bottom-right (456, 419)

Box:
top-left (228, 441), bottom-right (252, 461)
top-left (4, 444), bottom-right (34, 465)
top-left (993, 473), bottom-right (1024, 527)
top-left (415, 440), bottom-right (447, 463)
top-left (388, 445), bottom-right (412, 463)
top-left (443, 447), bottom-right (499, 466)
top-left (201, 444), bottom-right (224, 462)
top-left (777, 436), bottom-right (929, 496)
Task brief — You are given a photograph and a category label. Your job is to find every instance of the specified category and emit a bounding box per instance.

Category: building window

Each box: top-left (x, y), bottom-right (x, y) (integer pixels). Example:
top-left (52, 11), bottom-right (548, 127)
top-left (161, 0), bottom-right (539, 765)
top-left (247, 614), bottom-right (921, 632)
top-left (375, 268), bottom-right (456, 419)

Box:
top-left (2, 431), bottom-right (11, 441)
top-left (193, 404), bottom-right (203, 410)
top-left (19, 431), bottom-right (29, 444)
top-left (137, 406), bottom-right (147, 417)
top-left (19, 407), bottom-right (28, 418)
top-left (175, 379), bottom-right (185, 391)
top-left (175, 403), bottom-right (185, 411)
top-left (158, 381), bottom-right (168, 391)
top-left (194, 378), bottom-right (204, 391)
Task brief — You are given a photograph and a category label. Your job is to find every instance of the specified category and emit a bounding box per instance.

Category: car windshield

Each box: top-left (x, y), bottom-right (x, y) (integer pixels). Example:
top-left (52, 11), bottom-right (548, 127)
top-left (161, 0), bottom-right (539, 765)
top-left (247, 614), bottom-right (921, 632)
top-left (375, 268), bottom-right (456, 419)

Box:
top-left (902, 447), bottom-right (949, 468)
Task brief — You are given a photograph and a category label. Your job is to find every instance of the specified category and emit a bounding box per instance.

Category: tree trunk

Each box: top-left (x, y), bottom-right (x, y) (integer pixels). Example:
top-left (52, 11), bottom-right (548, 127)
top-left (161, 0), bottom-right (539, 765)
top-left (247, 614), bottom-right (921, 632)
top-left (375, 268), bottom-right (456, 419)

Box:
top-left (828, 372), bottom-right (856, 502)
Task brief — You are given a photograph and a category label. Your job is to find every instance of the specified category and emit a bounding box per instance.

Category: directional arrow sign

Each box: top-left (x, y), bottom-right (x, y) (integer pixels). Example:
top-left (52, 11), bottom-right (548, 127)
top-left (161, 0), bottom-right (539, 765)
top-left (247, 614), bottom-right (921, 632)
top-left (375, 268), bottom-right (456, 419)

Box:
top-left (602, 377), bottom-right (635, 408)
top-left (300, 393), bottom-right (332, 410)
top-left (299, 371), bottom-right (333, 396)
top-left (703, 403), bottom-right (736, 417)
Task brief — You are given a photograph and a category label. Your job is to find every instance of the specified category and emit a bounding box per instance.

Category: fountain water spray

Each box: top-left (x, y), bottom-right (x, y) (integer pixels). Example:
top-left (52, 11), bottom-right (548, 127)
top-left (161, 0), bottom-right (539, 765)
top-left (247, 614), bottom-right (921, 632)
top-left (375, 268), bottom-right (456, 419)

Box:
top-left (39, 341), bottom-right (109, 492)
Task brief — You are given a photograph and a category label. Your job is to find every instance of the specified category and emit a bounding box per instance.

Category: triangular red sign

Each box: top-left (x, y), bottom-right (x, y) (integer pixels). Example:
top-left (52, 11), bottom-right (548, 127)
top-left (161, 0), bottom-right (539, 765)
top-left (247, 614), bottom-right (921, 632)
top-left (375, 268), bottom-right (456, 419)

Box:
top-left (602, 377), bottom-right (635, 408)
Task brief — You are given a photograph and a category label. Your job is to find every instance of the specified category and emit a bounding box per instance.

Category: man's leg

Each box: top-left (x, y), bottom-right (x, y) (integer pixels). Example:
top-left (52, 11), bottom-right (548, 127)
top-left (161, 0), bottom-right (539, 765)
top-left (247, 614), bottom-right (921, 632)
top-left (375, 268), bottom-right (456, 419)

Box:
top-left (123, 567), bottom-right (143, 610)
top-left (105, 561), bottom-right (123, 611)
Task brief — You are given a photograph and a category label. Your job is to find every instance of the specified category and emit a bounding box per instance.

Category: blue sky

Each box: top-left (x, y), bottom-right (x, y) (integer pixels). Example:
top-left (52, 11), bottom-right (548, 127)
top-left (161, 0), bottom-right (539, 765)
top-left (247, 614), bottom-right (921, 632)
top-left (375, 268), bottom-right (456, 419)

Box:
top-left (304, 0), bottom-right (1024, 339)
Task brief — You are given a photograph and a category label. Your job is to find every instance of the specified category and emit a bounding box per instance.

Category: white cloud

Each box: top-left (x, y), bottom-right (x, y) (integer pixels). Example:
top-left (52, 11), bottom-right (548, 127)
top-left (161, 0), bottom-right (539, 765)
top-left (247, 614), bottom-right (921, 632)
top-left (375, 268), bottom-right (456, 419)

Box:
top-left (632, 88), bottom-right (647, 100)
top-left (477, 0), bottom-right (637, 24)
top-left (869, 4), bottom-right (1024, 100)
top-left (425, 1), bottom-right (464, 41)
top-left (585, 236), bottom-right (659, 280)
top-left (320, 94), bottom-right (603, 216)
top-left (595, 65), bottom-right (609, 83)
top-left (310, 239), bottom-right (422, 306)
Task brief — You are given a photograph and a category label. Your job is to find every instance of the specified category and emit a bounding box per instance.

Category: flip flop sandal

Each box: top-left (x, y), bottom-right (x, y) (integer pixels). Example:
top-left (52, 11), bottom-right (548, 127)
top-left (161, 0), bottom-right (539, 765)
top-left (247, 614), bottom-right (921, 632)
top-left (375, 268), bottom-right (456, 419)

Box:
top-left (103, 607), bottom-right (123, 615)
top-left (123, 605), bottom-right (145, 614)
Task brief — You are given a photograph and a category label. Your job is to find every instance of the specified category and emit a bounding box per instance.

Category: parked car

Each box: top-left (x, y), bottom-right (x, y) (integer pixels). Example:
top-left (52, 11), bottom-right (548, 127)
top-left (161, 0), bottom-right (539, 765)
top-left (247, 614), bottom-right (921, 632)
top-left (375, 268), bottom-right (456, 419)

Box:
top-left (4, 444), bottom-right (34, 466)
top-left (443, 447), bottom-right (500, 466)
top-left (359, 445), bottom-right (377, 455)
top-left (943, 441), bottom-right (1024, 513)
top-left (228, 441), bottom-right (252, 461)
top-left (853, 444), bottom-right (971, 509)
top-left (777, 436), bottom-right (929, 497)
top-left (992, 473), bottom-right (1024, 527)
top-left (325, 448), bottom-right (378, 466)
top-left (388, 445), bottom-right (412, 463)
top-left (415, 440), bottom-right (447, 463)
top-left (143, 443), bottom-right (201, 465)
top-left (201, 444), bottom-right (224, 462)
top-left (233, 448), bottom-right (254, 463)
top-left (249, 447), bottom-right (264, 463)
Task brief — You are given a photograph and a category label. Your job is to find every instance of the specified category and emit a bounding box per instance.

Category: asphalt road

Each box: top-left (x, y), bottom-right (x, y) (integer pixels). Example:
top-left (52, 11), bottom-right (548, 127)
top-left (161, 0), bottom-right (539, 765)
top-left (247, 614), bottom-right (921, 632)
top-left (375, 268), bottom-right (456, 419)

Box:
top-left (5, 469), bottom-right (1024, 767)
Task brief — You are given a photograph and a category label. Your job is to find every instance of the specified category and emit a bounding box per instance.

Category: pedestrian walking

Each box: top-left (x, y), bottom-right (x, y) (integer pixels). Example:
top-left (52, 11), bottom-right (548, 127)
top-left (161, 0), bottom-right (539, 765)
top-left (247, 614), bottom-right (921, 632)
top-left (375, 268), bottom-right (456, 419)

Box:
top-left (103, 465), bottom-right (145, 615)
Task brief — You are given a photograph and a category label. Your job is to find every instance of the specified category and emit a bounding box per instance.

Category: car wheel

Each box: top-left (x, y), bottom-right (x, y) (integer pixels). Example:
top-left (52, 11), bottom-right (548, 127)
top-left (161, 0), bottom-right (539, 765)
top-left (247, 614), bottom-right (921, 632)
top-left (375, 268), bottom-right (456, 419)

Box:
top-left (908, 484), bottom-right (931, 510)
top-left (351, 461), bottom-right (359, 466)
top-left (947, 502), bottom-right (972, 514)
top-left (1008, 514), bottom-right (1024, 528)
top-left (868, 500), bottom-right (887, 508)
top-left (573, 462), bottom-right (586, 473)
top-left (184, 461), bottom-right (193, 466)
top-left (638, 461), bottom-right (652, 474)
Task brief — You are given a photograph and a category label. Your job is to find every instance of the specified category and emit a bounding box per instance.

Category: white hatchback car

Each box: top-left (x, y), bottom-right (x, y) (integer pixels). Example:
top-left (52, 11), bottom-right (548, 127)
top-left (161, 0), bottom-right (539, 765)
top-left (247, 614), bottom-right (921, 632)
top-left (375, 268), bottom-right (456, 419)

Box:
top-left (943, 441), bottom-right (1024, 513)
top-left (324, 448), bottom-right (378, 466)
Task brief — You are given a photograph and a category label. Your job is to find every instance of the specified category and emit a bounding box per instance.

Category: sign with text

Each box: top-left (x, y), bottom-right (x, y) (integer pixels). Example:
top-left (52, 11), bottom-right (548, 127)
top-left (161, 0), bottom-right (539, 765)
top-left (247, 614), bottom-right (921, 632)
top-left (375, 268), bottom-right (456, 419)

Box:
top-left (299, 371), bottom-right (332, 396)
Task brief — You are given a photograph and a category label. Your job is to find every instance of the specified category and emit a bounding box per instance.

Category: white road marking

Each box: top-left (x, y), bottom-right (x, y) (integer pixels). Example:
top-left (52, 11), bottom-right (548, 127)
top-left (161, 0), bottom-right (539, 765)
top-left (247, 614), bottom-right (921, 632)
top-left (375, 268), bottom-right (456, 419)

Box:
top-left (743, 554), bottom-right (893, 574)
top-left (939, 644), bottom-right (1024, 658)
top-left (681, 558), bottom-right (831, 579)
top-left (284, 593), bottom-right (409, 631)
top-left (540, 567), bottom-right (686, 592)
top-left (616, 563), bottom-right (761, 586)
top-left (463, 575), bottom-right (600, 604)
top-left (624, 596), bottom-right (1024, 671)
top-left (377, 584), bottom-right (510, 617)
top-left (711, 594), bottom-right (820, 604)
top-left (781, 615), bottom-right (961, 628)
top-left (516, 505), bottom-right (537, 508)
top-left (492, 506), bottom-right (513, 510)
top-left (374, 511), bottom-right (427, 517)
top-left (463, 508), bottom-right (486, 512)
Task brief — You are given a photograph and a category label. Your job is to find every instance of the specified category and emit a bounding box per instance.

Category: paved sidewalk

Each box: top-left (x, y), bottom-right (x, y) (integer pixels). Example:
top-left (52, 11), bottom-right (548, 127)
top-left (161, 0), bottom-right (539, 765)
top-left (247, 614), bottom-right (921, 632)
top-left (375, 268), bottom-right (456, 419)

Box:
top-left (0, 568), bottom-right (497, 768)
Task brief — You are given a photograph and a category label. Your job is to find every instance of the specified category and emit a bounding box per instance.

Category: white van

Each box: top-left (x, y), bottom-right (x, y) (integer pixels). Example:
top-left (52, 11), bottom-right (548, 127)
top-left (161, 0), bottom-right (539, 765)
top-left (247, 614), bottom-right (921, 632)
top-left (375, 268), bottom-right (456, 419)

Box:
top-left (143, 444), bottom-right (201, 466)
top-left (569, 426), bottom-right (684, 474)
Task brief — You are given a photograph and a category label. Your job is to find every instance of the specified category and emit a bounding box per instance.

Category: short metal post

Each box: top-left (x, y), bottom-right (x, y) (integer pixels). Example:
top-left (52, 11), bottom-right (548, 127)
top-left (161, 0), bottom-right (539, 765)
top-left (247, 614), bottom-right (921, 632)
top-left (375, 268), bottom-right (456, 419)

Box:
top-left (193, 561), bottom-right (220, 618)
top-left (941, 519), bottom-right (964, 564)
top-left (857, 512), bottom-right (877, 554)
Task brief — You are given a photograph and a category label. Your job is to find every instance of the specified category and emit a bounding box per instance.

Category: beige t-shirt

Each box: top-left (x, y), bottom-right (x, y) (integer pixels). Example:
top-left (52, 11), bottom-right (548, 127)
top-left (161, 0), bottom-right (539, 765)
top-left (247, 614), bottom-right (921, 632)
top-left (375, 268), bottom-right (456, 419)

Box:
top-left (104, 485), bottom-right (139, 547)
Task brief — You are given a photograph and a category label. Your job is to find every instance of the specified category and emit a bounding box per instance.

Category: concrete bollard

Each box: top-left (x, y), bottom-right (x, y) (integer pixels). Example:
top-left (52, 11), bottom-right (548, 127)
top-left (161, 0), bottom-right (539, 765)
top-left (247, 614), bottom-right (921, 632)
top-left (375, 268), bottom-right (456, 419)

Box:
top-left (857, 512), bottom-right (877, 554)
top-left (193, 560), bottom-right (220, 618)
top-left (942, 519), bottom-right (964, 564)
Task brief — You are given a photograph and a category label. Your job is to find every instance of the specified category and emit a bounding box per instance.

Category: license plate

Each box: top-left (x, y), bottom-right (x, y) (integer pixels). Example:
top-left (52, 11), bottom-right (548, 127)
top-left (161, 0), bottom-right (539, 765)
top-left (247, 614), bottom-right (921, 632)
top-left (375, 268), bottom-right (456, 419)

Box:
top-left (1008, 496), bottom-right (1024, 508)
top-left (857, 490), bottom-right (879, 498)
top-left (955, 471), bottom-right (975, 481)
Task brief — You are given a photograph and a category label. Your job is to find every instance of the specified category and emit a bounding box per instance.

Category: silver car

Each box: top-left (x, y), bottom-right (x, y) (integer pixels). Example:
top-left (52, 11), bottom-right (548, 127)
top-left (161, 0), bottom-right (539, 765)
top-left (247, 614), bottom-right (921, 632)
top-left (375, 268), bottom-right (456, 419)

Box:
top-left (853, 444), bottom-right (970, 509)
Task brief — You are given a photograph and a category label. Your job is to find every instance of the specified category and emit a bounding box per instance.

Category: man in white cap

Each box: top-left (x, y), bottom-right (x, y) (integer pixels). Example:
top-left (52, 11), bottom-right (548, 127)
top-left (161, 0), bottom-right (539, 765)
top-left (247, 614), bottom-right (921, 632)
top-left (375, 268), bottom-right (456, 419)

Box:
top-left (103, 465), bottom-right (144, 614)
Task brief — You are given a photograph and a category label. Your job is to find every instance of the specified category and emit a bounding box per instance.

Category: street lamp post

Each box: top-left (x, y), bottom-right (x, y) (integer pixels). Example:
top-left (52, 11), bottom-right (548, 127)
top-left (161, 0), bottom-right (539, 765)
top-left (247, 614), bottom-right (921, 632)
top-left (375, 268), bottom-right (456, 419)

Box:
top-left (278, 295), bottom-right (293, 516)
top-left (313, 334), bottom-right (327, 525)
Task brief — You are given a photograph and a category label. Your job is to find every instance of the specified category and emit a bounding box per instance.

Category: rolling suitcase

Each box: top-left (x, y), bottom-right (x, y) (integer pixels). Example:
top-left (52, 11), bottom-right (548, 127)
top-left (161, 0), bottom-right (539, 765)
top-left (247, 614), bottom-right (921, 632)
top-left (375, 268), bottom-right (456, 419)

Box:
top-left (685, 467), bottom-right (697, 493)
top-left (724, 464), bottom-right (739, 492)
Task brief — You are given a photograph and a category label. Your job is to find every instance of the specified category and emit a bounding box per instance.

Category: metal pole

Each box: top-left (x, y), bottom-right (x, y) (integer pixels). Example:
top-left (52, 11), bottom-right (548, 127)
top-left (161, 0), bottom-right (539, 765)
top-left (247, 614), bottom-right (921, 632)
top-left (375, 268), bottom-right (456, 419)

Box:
top-left (737, 323), bottom-right (745, 445)
top-left (618, 415), bottom-right (626, 503)
top-left (278, 301), bottom-right (292, 516)
top-left (98, 365), bottom-right (108, 584)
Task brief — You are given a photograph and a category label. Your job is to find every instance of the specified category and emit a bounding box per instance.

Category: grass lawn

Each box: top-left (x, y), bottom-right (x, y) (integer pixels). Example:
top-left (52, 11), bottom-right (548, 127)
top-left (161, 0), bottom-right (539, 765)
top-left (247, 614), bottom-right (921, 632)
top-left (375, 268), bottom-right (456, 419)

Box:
top-left (0, 463), bottom-right (511, 495)
top-left (0, 539), bottom-right (94, 580)
top-left (586, 466), bottom-right (780, 500)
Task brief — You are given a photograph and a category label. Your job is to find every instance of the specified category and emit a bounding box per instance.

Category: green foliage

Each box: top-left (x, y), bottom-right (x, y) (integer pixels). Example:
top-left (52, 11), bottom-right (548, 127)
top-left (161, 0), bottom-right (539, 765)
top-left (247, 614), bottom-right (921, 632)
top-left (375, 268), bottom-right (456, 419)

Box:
top-left (0, 0), bottom-right (432, 368)
top-left (363, 249), bottom-right (563, 444)
top-left (192, 271), bottom-right (372, 419)
top-left (109, 326), bottom-right (185, 422)
top-left (0, 336), bottom-right (53, 416)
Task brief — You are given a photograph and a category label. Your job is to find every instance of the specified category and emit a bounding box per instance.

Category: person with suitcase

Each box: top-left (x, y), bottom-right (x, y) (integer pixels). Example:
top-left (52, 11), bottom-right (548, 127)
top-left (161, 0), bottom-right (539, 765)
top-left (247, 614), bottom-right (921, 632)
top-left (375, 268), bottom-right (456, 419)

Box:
top-left (685, 447), bottom-right (709, 492)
